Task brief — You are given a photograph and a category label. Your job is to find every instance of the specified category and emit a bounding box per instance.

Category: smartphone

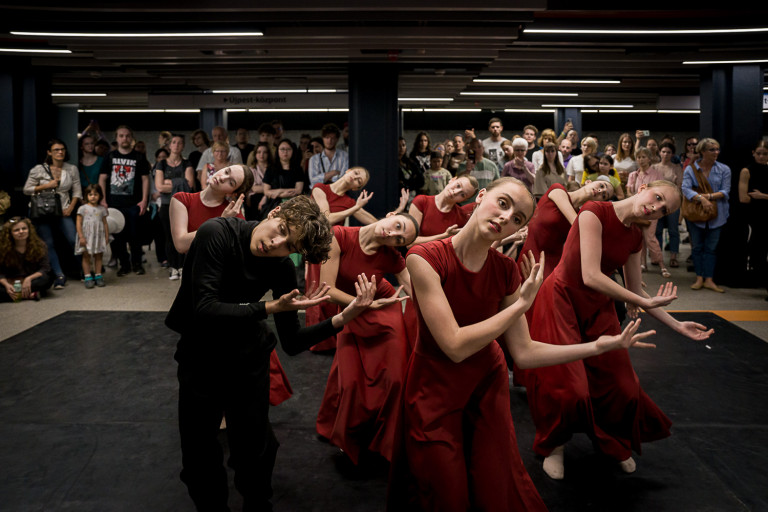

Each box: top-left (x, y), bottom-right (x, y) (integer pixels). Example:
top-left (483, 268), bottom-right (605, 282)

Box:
top-left (642, 130), bottom-right (650, 137)
top-left (566, 118), bottom-right (572, 124)
top-left (467, 149), bottom-right (476, 161)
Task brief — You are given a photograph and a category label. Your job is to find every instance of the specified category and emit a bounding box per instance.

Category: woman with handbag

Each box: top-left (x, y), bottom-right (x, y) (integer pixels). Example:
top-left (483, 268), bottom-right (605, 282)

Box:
top-left (682, 138), bottom-right (731, 293)
top-left (23, 139), bottom-right (82, 289)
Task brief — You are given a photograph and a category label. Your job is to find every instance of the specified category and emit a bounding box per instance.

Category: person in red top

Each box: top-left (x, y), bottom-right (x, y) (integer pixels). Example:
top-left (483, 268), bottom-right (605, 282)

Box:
top-left (169, 164), bottom-right (293, 406)
top-left (315, 214), bottom-right (419, 464)
top-left (524, 180), bottom-right (714, 481)
top-left (407, 175), bottom-right (478, 247)
top-left (306, 167), bottom-right (409, 351)
top-left (395, 177), bottom-right (655, 511)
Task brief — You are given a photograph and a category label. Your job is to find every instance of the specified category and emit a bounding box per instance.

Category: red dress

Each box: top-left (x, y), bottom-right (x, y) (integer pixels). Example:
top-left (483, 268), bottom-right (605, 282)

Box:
top-left (400, 239), bottom-right (547, 512)
top-left (305, 184), bottom-right (358, 352)
top-left (411, 194), bottom-right (473, 237)
top-left (173, 191), bottom-right (292, 406)
top-left (315, 226), bottom-right (411, 464)
top-left (525, 201), bottom-right (672, 461)
top-left (513, 183), bottom-right (574, 386)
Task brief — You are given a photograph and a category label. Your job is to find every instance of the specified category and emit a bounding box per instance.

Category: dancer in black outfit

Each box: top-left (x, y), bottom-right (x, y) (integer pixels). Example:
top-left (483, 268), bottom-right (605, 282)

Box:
top-left (166, 195), bottom-right (376, 511)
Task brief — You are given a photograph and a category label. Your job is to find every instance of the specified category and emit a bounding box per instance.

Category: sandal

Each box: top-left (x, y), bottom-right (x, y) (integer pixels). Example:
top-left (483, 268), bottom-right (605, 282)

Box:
top-left (670, 257), bottom-right (679, 268)
top-left (640, 264), bottom-right (647, 272)
top-left (661, 268), bottom-right (671, 279)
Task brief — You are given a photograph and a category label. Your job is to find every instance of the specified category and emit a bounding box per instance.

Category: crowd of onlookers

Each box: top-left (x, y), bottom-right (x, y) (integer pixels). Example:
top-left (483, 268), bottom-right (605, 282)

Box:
top-left (1, 116), bottom-right (766, 302)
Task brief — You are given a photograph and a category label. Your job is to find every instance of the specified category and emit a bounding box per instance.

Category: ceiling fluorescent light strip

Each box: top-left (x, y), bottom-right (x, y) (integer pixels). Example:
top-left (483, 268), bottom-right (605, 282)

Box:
top-left (683, 59), bottom-right (768, 65)
top-left (247, 108), bottom-right (349, 112)
top-left (423, 108), bottom-right (481, 112)
top-left (475, 79), bottom-right (620, 84)
top-left (0, 48), bottom-right (71, 53)
top-left (503, 109), bottom-right (557, 113)
top-left (12, 31), bottom-right (262, 38)
top-left (460, 92), bottom-right (578, 97)
top-left (541, 104), bottom-right (633, 108)
top-left (524, 27), bottom-right (768, 35)
top-left (212, 89), bottom-right (308, 94)
top-left (77, 109), bottom-right (199, 113)
top-left (399, 98), bottom-right (454, 101)
top-left (53, 93), bottom-right (106, 97)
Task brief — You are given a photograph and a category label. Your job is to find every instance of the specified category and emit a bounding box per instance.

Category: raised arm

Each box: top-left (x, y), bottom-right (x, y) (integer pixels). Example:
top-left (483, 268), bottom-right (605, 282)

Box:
top-left (407, 252), bottom-right (542, 363)
top-left (169, 196), bottom-right (196, 254)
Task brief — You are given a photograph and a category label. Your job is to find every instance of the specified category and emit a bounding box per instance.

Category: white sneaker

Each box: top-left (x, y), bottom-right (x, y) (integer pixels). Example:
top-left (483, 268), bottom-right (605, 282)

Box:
top-left (169, 268), bottom-right (180, 281)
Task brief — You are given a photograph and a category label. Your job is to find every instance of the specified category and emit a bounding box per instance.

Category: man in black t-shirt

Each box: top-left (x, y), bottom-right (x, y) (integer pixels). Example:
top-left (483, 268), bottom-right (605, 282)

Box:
top-left (99, 125), bottom-right (150, 275)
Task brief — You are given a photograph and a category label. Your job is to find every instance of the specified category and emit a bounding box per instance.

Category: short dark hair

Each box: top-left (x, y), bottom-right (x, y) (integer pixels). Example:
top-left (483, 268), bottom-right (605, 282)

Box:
top-left (321, 123), bottom-right (341, 137)
top-left (258, 122), bottom-right (277, 136)
top-left (82, 183), bottom-right (104, 202)
top-left (275, 195), bottom-right (333, 264)
top-left (192, 129), bottom-right (210, 146)
top-left (659, 141), bottom-right (676, 154)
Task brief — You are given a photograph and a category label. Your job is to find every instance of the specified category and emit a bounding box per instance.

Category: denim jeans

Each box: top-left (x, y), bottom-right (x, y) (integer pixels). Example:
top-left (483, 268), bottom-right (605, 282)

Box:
top-left (688, 222), bottom-right (722, 279)
top-left (655, 209), bottom-right (680, 254)
top-left (34, 215), bottom-right (77, 277)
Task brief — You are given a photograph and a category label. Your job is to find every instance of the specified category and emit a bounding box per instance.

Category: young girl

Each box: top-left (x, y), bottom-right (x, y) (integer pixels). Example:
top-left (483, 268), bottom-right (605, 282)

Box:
top-left (76, 184), bottom-right (109, 288)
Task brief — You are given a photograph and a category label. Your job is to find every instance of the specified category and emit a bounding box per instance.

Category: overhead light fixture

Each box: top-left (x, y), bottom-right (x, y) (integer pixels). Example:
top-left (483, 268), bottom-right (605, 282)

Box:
top-left (307, 89), bottom-right (339, 93)
top-left (77, 109), bottom-right (200, 113)
top-left (398, 97), bottom-right (454, 102)
top-left (52, 93), bottom-right (106, 97)
top-left (581, 110), bottom-right (599, 113)
top-left (524, 27), bottom-right (768, 35)
top-left (0, 48), bottom-right (71, 54)
top-left (460, 92), bottom-right (578, 97)
top-left (541, 104), bottom-right (633, 108)
top-left (657, 110), bottom-right (700, 114)
top-left (683, 58), bottom-right (768, 65)
top-left (504, 109), bottom-right (556, 113)
top-left (212, 89), bottom-right (307, 94)
top-left (246, 108), bottom-right (349, 112)
top-left (13, 31), bottom-right (262, 38)
top-left (475, 79), bottom-right (620, 84)
top-left (595, 109), bottom-right (658, 113)
top-left (423, 108), bottom-right (481, 112)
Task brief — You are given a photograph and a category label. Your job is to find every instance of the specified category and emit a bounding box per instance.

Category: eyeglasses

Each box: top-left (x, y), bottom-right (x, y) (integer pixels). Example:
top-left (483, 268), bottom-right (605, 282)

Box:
top-left (687, 142), bottom-right (697, 146)
top-left (51, 148), bottom-right (66, 152)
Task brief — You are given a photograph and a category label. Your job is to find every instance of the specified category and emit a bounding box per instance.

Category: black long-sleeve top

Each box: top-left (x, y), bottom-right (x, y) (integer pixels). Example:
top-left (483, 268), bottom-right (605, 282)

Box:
top-left (166, 216), bottom-right (341, 363)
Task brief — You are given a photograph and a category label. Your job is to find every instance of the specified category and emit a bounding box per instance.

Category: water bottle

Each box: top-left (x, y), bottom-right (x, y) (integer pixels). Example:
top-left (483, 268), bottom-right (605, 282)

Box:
top-left (13, 280), bottom-right (22, 302)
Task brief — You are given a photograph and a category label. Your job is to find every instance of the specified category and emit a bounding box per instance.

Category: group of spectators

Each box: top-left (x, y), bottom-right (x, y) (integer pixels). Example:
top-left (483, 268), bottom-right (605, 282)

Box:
top-left (1, 116), bottom-right (766, 302)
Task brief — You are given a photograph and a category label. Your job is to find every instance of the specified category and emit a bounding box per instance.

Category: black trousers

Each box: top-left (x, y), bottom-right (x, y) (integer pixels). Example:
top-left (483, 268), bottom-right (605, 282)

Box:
top-left (112, 204), bottom-right (144, 268)
top-left (177, 351), bottom-right (278, 511)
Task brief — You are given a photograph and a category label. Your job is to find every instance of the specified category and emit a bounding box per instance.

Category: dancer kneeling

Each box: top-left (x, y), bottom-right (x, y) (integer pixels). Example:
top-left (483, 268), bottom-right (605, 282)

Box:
top-left (397, 177), bottom-right (656, 511)
top-left (524, 180), bottom-right (714, 480)
top-left (316, 213), bottom-right (419, 464)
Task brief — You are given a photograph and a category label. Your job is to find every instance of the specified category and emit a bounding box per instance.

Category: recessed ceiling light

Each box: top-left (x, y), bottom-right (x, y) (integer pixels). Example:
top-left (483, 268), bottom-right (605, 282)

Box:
top-left (460, 92), bottom-right (578, 97)
top-left (683, 58), bottom-right (768, 65)
top-left (52, 93), bottom-right (106, 97)
top-left (0, 48), bottom-right (71, 54)
top-left (475, 79), bottom-right (620, 84)
top-left (398, 98), bottom-right (454, 102)
top-left (12, 31), bottom-right (262, 38)
top-left (525, 27), bottom-right (768, 35)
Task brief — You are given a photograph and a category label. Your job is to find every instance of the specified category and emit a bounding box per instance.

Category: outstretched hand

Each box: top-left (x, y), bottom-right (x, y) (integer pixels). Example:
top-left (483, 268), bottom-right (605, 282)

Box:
top-left (519, 251), bottom-right (544, 308)
top-left (643, 281), bottom-right (678, 309)
top-left (356, 190), bottom-right (373, 209)
top-left (274, 281), bottom-right (331, 312)
top-left (677, 320), bottom-right (714, 341)
top-left (222, 194), bottom-right (245, 218)
top-left (370, 285), bottom-right (409, 310)
top-left (597, 318), bottom-right (657, 353)
top-left (341, 273), bottom-right (377, 317)
top-left (396, 188), bottom-right (410, 213)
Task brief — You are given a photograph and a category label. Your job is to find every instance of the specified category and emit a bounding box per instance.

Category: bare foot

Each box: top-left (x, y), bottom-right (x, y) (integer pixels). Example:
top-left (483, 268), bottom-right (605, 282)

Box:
top-left (619, 457), bottom-right (636, 473)
top-left (543, 445), bottom-right (565, 480)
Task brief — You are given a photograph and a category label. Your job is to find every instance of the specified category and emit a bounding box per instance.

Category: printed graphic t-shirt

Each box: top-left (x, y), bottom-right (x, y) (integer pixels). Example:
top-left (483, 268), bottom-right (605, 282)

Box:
top-left (99, 149), bottom-right (151, 208)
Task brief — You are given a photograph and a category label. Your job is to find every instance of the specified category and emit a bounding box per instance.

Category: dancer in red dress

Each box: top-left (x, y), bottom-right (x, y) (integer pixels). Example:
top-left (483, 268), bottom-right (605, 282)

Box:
top-left (306, 167), bottom-right (409, 351)
top-left (511, 178), bottom-right (615, 387)
top-left (315, 214), bottom-right (419, 464)
top-left (525, 180), bottom-right (714, 480)
top-left (407, 175), bottom-right (478, 246)
top-left (398, 177), bottom-right (655, 511)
